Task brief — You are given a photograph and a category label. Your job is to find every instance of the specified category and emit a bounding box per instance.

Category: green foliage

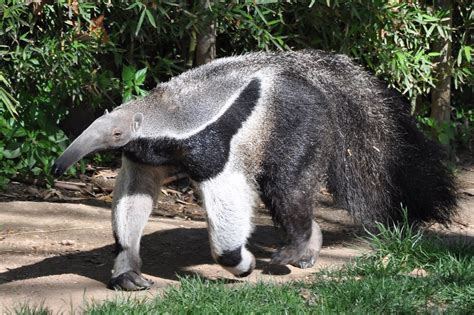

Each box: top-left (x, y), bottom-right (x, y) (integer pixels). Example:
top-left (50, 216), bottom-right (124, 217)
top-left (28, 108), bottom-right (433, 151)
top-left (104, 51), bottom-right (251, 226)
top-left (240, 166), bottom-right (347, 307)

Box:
top-left (287, 1), bottom-right (473, 107)
top-left (0, 0), bottom-right (472, 186)
top-left (121, 65), bottom-right (148, 103)
top-left (0, 72), bottom-right (18, 118)
top-left (85, 279), bottom-right (308, 314)
top-left (418, 107), bottom-right (474, 146)
top-left (216, 2), bottom-right (290, 52)
top-left (363, 207), bottom-right (427, 271)
top-left (9, 302), bottom-right (51, 315)
top-left (1, 1), bottom-right (111, 187)
top-left (0, 113), bottom-right (70, 187)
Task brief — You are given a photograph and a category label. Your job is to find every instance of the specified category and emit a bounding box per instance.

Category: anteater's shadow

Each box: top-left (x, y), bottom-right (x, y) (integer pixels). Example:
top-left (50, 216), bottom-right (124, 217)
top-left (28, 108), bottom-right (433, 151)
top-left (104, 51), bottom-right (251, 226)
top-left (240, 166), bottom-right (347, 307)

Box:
top-left (0, 224), bottom-right (357, 287)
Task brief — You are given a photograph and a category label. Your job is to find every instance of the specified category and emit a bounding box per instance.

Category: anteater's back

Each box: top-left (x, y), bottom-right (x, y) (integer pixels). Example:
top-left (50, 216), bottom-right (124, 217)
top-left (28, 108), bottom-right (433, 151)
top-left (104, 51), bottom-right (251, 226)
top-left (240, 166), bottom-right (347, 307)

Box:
top-left (248, 50), bottom-right (457, 226)
top-left (148, 50), bottom-right (457, 226)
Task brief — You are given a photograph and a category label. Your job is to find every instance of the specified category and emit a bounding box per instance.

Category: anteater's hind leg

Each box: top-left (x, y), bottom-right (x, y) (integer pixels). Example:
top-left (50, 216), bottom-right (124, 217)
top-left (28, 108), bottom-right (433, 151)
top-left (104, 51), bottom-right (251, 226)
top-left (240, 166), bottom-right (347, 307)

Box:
top-left (108, 157), bottom-right (165, 291)
top-left (259, 180), bottom-right (323, 269)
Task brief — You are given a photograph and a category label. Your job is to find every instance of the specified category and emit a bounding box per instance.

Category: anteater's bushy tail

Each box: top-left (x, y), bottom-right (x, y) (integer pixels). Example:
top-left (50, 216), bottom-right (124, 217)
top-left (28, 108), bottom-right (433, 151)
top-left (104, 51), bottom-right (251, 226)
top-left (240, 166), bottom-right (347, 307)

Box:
top-left (318, 53), bottom-right (457, 228)
top-left (388, 112), bottom-right (457, 225)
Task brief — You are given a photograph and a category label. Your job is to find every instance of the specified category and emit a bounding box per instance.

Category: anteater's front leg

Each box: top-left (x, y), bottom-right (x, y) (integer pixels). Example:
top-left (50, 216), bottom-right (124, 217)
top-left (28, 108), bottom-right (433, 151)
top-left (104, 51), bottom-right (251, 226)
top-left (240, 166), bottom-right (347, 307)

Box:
top-left (200, 170), bottom-right (257, 277)
top-left (108, 157), bottom-right (164, 291)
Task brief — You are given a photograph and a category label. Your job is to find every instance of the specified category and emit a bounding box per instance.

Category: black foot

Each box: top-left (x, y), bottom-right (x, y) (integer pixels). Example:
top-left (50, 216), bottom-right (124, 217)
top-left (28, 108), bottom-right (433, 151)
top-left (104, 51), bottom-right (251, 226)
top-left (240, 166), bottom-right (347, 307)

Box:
top-left (108, 270), bottom-right (154, 291)
top-left (271, 246), bottom-right (298, 265)
top-left (293, 256), bottom-right (315, 269)
top-left (236, 269), bottom-right (253, 278)
top-left (271, 246), bottom-right (316, 269)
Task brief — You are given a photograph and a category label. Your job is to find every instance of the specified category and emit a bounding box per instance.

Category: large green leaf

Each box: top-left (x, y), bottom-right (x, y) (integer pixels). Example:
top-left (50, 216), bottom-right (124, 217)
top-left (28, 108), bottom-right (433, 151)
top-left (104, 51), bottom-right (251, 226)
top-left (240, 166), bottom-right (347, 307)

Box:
top-left (3, 147), bottom-right (21, 159)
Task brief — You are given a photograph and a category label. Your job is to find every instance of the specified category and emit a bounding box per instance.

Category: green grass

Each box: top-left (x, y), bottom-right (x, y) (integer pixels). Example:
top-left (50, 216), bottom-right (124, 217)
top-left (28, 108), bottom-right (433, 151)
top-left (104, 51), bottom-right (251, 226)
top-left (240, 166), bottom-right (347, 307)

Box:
top-left (12, 218), bottom-right (474, 315)
top-left (9, 303), bottom-right (50, 315)
top-left (306, 227), bottom-right (474, 314)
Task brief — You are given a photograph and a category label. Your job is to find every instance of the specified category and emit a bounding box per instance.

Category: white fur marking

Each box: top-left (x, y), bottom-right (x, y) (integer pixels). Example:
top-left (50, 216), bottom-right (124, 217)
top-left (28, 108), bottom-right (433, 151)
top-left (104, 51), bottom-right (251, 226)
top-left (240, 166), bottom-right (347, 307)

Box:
top-left (112, 193), bottom-right (153, 276)
top-left (200, 169), bottom-right (257, 276)
top-left (225, 247), bottom-right (255, 275)
top-left (200, 170), bottom-right (256, 254)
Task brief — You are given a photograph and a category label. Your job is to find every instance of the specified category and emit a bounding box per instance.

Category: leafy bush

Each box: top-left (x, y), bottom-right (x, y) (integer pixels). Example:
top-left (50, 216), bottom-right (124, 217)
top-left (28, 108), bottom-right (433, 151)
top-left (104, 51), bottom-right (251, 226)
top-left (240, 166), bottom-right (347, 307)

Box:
top-left (286, 1), bottom-right (472, 112)
top-left (0, 0), bottom-right (472, 187)
top-left (0, 0), bottom-right (292, 187)
top-left (1, 1), bottom-right (109, 186)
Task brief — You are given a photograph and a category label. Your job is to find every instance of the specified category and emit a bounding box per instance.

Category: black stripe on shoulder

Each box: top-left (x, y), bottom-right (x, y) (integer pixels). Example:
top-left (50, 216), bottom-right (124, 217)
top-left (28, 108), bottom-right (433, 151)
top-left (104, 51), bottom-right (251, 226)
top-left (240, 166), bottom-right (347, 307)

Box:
top-left (182, 78), bottom-right (261, 181)
top-left (122, 78), bottom-right (262, 182)
top-left (211, 77), bottom-right (261, 138)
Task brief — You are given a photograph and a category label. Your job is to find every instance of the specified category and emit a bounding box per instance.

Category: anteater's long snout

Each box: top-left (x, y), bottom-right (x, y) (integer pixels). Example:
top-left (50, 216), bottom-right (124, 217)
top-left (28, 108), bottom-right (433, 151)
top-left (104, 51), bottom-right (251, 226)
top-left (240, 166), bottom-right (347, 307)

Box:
top-left (51, 120), bottom-right (107, 177)
top-left (52, 146), bottom-right (84, 176)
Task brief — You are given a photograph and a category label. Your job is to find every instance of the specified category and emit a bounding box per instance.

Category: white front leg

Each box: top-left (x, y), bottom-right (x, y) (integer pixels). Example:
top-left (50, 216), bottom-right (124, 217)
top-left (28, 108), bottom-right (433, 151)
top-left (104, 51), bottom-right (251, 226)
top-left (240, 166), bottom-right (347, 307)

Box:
top-left (109, 157), bottom-right (165, 290)
top-left (199, 170), bottom-right (256, 277)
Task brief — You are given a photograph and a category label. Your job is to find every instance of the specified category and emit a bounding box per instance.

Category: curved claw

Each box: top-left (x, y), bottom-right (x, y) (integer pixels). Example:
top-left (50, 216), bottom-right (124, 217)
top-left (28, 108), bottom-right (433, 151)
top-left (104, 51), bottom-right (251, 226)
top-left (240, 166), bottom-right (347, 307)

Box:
top-left (108, 270), bottom-right (154, 291)
top-left (294, 256), bottom-right (315, 269)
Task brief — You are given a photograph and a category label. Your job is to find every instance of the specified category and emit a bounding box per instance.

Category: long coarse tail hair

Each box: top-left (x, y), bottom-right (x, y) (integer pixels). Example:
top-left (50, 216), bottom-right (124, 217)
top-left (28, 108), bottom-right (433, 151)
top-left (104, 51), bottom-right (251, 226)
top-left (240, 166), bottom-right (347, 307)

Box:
top-left (325, 80), bottom-right (457, 229)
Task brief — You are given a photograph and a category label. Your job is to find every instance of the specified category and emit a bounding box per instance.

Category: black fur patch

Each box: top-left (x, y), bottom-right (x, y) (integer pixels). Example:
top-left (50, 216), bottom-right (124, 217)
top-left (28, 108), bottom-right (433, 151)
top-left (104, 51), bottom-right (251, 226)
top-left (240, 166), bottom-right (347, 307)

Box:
top-left (123, 78), bottom-right (261, 182)
top-left (113, 231), bottom-right (124, 256)
top-left (216, 247), bottom-right (242, 267)
top-left (236, 269), bottom-right (253, 278)
top-left (257, 73), bottom-right (326, 246)
top-left (123, 137), bottom-right (184, 168)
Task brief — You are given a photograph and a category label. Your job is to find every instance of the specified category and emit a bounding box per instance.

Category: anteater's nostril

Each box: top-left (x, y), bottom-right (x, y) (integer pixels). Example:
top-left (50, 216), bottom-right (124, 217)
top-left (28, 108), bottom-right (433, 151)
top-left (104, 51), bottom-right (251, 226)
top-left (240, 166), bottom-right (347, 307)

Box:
top-left (51, 163), bottom-right (63, 176)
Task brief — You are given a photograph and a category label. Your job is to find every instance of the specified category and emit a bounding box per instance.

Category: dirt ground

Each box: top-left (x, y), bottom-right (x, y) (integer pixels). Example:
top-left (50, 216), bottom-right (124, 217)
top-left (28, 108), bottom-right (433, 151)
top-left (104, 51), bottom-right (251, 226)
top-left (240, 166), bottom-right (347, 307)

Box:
top-left (0, 166), bottom-right (472, 313)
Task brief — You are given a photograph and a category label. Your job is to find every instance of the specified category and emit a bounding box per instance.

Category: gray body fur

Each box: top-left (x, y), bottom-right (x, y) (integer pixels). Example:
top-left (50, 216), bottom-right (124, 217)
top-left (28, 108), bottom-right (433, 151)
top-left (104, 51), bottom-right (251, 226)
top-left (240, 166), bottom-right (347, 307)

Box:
top-left (53, 50), bottom-right (456, 290)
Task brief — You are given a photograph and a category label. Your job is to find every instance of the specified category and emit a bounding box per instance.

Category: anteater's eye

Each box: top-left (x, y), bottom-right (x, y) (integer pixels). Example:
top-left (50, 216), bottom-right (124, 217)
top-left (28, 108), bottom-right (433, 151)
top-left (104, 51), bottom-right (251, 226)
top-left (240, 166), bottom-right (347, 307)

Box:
top-left (112, 129), bottom-right (122, 138)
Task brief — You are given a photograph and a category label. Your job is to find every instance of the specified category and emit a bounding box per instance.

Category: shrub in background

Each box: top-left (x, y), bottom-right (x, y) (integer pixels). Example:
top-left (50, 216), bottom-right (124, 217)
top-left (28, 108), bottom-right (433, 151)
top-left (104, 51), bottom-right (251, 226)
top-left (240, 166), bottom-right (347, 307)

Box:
top-left (0, 0), bottom-right (472, 187)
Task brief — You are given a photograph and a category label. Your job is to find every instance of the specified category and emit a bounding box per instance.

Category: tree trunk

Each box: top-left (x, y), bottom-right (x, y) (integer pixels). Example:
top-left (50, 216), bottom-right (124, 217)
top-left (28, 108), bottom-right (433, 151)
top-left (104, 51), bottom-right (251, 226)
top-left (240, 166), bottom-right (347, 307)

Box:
top-left (430, 0), bottom-right (453, 126)
top-left (186, 30), bottom-right (197, 68)
top-left (195, 0), bottom-right (216, 66)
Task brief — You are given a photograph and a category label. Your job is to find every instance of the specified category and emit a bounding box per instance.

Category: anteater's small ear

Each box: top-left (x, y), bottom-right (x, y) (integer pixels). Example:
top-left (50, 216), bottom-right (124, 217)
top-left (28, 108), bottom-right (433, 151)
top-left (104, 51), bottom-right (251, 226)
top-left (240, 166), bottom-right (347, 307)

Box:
top-left (104, 109), bottom-right (109, 115)
top-left (132, 112), bottom-right (144, 132)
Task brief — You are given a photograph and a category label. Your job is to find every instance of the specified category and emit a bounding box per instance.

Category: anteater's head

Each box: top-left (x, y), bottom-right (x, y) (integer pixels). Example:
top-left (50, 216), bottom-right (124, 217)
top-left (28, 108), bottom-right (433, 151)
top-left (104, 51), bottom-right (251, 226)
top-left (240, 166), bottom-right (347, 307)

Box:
top-left (52, 108), bottom-right (143, 176)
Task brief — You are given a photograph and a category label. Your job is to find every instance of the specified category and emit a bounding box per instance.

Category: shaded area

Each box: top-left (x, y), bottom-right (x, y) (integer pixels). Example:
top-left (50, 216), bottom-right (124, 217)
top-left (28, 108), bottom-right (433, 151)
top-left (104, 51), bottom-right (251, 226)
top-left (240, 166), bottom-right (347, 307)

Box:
top-left (0, 223), bottom-right (362, 286)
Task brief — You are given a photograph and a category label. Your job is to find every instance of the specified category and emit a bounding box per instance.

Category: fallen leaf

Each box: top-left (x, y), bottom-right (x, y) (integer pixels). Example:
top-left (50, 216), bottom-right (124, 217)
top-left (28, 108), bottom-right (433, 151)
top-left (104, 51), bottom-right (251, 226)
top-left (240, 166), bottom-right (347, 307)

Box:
top-left (407, 268), bottom-right (428, 278)
top-left (299, 288), bottom-right (317, 305)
